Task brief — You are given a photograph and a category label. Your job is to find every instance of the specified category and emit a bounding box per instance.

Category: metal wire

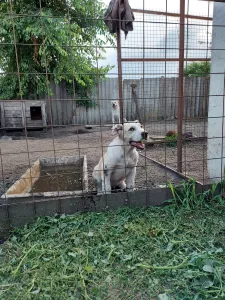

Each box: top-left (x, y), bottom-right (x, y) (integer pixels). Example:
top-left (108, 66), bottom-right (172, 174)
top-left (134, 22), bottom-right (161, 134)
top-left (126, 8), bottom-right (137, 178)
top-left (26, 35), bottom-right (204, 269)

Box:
top-left (7, 0), bottom-right (36, 220)
top-left (0, 0), bottom-right (222, 231)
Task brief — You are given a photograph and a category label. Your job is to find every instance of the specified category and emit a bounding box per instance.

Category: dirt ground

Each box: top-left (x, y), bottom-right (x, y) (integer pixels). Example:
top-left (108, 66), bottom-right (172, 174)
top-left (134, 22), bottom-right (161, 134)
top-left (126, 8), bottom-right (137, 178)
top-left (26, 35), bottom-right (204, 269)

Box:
top-left (0, 121), bottom-right (208, 194)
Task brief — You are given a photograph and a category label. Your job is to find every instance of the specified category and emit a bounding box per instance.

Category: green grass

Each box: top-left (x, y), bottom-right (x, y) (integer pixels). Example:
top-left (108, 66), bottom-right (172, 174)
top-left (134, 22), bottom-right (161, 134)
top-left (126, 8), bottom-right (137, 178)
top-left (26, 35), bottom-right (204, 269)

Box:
top-left (165, 134), bottom-right (178, 147)
top-left (168, 179), bottom-right (225, 211)
top-left (0, 198), bottom-right (225, 299)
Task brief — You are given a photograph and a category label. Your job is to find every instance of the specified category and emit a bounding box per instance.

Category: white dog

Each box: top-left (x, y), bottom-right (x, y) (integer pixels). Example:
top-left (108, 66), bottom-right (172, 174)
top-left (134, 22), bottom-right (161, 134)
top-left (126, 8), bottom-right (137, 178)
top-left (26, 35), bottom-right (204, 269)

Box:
top-left (92, 119), bottom-right (148, 195)
top-left (111, 100), bottom-right (120, 125)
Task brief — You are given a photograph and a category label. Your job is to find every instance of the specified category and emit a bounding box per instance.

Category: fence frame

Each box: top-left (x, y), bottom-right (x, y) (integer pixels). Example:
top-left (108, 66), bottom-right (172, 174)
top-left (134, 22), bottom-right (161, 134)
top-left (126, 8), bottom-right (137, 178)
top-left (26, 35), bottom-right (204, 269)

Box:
top-left (116, 3), bottom-right (212, 173)
top-left (0, 0), bottom-right (217, 239)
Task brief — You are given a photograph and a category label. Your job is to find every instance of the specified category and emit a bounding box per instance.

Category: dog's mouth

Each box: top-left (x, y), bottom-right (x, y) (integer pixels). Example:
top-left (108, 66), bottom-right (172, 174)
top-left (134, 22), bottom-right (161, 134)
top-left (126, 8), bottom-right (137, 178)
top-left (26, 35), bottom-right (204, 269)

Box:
top-left (130, 140), bottom-right (145, 150)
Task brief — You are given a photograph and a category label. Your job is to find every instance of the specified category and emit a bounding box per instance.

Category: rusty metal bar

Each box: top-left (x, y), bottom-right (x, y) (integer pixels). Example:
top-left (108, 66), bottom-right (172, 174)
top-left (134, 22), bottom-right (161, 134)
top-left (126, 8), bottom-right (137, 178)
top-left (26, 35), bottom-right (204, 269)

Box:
top-left (121, 58), bottom-right (211, 62)
top-left (117, 0), bottom-right (124, 122)
top-left (132, 8), bottom-right (212, 21)
top-left (177, 0), bottom-right (185, 173)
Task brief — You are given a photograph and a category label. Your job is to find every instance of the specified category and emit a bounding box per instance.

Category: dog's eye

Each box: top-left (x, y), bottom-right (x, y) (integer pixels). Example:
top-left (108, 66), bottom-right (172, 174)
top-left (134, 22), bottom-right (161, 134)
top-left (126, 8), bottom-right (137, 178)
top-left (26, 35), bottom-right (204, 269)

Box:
top-left (129, 127), bottom-right (135, 131)
top-left (141, 125), bottom-right (143, 128)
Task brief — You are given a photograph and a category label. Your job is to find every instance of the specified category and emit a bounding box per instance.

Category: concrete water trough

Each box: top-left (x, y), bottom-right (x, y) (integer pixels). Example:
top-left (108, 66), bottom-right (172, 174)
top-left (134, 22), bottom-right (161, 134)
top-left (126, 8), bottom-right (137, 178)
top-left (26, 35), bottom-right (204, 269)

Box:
top-left (2, 156), bottom-right (88, 199)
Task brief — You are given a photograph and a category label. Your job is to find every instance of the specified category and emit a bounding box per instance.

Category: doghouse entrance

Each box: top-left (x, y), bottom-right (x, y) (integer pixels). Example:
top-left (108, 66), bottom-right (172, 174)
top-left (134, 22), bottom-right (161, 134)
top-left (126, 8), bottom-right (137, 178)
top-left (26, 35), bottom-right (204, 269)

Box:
top-left (30, 106), bottom-right (42, 120)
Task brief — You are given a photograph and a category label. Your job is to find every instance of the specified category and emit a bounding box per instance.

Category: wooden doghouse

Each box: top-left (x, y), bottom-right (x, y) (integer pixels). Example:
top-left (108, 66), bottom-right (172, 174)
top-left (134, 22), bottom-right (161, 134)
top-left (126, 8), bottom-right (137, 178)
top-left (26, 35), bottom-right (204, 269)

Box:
top-left (0, 100), bottom-right (47, 130)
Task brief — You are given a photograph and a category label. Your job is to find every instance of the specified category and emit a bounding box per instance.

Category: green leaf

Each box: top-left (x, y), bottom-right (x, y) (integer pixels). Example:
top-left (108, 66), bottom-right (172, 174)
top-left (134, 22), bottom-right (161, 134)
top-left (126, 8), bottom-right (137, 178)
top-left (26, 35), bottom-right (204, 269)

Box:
top-left (158, 294), bottom-right (169, 300)
top-left (122, 254), bottom-right (132, 261)
top-left (105, 275), bottom-right (112, 283)
top-left (215, 247), bottom-right (223, 253)
top-left (59, 223), bottom-right (67, 229)
top-left (101, 259), bottom-right (109, 265)
top-left (68, 252), bottom-right (77, 258)
top-left (73, 238), bottom-right (81, 246)
top-left (48, 228), bottom-right (58, 235)
top-left (31, 288), bottom-right (41, 294)
top-left (202, 280), bottom-right (214, 289)
top-left (85, 265), bottom-right (94, 273)
top-left (184, 62), bottom-right (210, 77)
top-left (11, 236), bottom-right (17, 242)
top-left (42, 257), bottom-right (51, 262)
top-left (0, 0), bottom-right (114, 101)
top-left (203, 265), bottom-right (214, 273)
top-left (183, 270), bottom-right (195, 279)
top-left (166, 242), bottom-right (173, 252)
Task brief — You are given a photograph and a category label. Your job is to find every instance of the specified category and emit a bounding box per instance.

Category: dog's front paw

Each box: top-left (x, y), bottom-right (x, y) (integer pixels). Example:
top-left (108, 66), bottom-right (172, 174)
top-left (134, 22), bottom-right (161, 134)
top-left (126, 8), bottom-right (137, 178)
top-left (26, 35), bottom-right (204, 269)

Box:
top-left (97, 191), bottom-right (104, 196)
top-left (97, 191), bottom-right (111, 196)
top-left (126, 187), bottom-right (137, 192)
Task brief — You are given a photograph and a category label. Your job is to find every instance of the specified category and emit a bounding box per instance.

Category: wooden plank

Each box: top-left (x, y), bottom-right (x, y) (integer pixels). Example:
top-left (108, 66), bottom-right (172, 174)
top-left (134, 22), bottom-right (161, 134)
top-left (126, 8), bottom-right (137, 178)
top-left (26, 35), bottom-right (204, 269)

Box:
top-left (21, 102), bottom-right (26, 127)
top-left (171, 78), bottom-right (177, 119)
top-left (41, 102), bottom-right (47, 127)
top-left (192, 78), bottom-right (197, 117)
top-left (4, 110), bottom-right (22, 117)
top-left (174, 78), bottom-right (178, 118)
top-left (159, 77), bottom-right (166, 118)
top-left (195, 77), bottom-right (201, 117)
top-left (122, 79), bottom-right (129, 120)
top-left (48, 82), bottom-right (57, 125)
top-left (59, 82), bottom-right (64, 124)
top-left (144, 79), bottom-right (150, 122)
top-left (24, 101), bottom-right (46, 107)
top-left (184, 77), bottom-right (189, 118)
top-left (5, 118), bottom-right (23, 127)
top-left (0, 78), bottom-right (210, 127)
top-left (0, 102), bottom-right (5, 128)
top-left (26, 119), bottom-right (43, 126)
top-left (167, 78), bottom-right (173, 119)
top-left (3, 102), bottom-right (21, 108)
top-left (5, 118), bottom-right (23, 124)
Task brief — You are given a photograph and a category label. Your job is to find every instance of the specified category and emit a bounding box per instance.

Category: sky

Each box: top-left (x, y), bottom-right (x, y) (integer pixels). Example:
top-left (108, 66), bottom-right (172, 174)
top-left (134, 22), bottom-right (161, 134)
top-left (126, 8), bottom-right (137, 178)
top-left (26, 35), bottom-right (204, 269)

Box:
top-left (101, 0), bottom-right (213, 15)
top-left (100, 0), bottom-right (213, 78)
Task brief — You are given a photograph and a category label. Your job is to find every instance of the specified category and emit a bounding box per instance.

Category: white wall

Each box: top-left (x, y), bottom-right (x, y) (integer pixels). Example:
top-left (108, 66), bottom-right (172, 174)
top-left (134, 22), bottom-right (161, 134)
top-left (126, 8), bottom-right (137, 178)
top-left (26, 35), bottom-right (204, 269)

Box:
top-left (208, 3), bottom-right (225, 181)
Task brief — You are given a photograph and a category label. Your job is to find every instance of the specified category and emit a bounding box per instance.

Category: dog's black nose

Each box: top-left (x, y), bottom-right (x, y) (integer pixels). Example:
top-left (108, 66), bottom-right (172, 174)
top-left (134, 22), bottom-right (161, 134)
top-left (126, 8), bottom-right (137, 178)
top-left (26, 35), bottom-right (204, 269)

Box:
top-left (141, 131), bottom-right (148, 140)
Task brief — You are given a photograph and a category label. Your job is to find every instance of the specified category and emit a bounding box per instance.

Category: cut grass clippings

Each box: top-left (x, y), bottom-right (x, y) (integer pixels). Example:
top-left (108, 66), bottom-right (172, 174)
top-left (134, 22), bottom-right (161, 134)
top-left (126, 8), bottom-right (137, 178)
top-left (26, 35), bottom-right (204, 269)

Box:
top-left (0, 200), bottom-right (225, 299)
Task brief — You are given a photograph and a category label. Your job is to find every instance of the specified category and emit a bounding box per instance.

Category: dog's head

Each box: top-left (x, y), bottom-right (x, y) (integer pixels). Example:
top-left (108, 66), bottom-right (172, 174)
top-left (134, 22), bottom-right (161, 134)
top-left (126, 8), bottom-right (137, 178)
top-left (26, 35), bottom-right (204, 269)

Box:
top-left (111, 100), bottom-right (119, 110)
top-left (112, 118), bottom-right (148, 150)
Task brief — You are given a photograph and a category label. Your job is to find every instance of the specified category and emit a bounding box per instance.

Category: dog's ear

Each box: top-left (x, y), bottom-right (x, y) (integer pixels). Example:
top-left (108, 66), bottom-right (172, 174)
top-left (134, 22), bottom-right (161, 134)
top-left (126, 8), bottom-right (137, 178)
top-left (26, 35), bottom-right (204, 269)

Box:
top-left (134, 120), bottom-right (139, 123)
top-left (112, 124), bottom-right (123, 135)
top-left (123, 118), bottom-right (127, 123)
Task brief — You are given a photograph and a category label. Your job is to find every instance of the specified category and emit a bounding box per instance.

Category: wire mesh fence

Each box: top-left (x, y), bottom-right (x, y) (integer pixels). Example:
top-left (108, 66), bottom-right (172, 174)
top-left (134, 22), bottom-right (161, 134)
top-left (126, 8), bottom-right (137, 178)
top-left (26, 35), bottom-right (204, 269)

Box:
top-left (0, 0), bottom-right (224, 233)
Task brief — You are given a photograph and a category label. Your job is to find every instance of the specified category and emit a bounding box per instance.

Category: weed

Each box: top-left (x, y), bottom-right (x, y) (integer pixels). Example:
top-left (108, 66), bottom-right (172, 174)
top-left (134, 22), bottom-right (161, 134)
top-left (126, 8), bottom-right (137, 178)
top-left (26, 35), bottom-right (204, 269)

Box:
top-left (0, 200), bottom-right (225, 299)
top-left (165, 133), bottom-right (178, 147)
top-left (168, 178), bottom-right (225, 212)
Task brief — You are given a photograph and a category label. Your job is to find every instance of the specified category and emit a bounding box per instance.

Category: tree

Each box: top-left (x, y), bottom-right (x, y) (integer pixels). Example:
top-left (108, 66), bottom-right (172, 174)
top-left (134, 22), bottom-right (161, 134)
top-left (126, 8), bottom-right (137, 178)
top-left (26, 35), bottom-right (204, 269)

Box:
top-left (0, 0), bottom-right (114, 105)
top-left (184, 62), bottom-right (210, 77)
